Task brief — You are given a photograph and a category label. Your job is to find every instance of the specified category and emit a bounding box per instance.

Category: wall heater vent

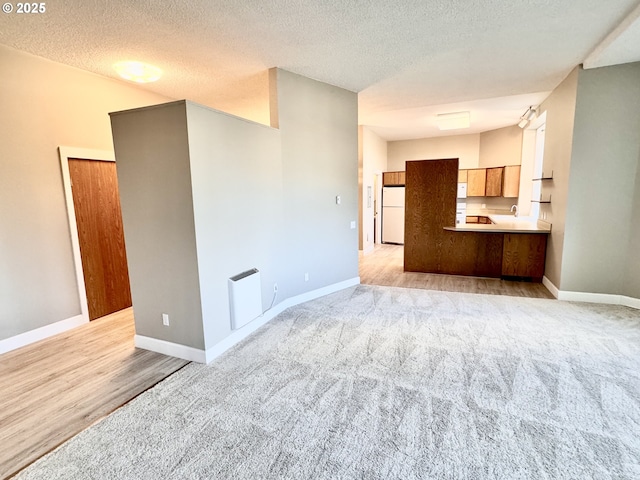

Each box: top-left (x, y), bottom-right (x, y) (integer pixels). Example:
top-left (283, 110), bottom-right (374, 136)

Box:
top-left (228, 268), bottom-right (262, 330)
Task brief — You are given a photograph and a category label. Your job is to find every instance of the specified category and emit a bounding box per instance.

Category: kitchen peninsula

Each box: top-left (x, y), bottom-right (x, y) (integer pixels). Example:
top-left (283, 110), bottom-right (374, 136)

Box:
top-left (404, 158), bottom-right (550, 281)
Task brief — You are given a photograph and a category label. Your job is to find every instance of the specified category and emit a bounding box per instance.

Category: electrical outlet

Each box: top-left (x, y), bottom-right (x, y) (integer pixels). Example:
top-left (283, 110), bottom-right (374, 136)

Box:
top-left (273, 283), bottom-right (278, 293)
top-left (336, 195), bottom-right (341, 205)
top-left (162, 313), bottom-right (170, 326)
top-left (304, 273), bottom-right (309, 282)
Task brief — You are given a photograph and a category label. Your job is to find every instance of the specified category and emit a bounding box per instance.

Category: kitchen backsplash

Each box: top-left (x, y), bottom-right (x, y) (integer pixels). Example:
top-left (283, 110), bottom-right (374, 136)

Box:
top-left (465, 196), bottom-right (521, 216)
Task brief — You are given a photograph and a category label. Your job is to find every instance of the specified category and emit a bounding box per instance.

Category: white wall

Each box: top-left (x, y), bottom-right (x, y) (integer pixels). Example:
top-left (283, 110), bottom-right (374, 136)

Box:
top-left (387, 134), bottom-right (480, 171)
top-left (360, 127), bottom-right (387, 252)
top-left (518, 128), bottom-right (537, 217)
top-left (0, 44), bottom-right (171, 342)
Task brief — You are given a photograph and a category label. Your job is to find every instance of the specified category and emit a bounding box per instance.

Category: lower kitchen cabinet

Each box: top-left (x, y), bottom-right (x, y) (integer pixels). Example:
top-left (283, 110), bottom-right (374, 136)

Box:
top-left (434, 229), bottom-right (549, 281)
top-left (465, 216), bottom-right (491, 224)
top-left (501, 233), bottom-right (547, 280)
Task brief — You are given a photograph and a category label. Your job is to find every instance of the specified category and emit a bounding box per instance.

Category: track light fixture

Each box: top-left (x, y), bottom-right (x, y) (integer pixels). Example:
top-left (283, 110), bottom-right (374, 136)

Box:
top-left (518, 106), bottom-right (538, 129)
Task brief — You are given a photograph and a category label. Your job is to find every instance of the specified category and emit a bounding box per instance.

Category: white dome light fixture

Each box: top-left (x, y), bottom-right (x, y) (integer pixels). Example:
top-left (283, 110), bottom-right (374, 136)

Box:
top-left (113, 61), bottom-right (162, 83)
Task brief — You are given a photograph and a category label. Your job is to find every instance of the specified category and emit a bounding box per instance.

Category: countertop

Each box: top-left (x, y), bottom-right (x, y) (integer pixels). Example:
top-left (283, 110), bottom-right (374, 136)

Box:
top-left (444, 215), bottom-right (552, 234)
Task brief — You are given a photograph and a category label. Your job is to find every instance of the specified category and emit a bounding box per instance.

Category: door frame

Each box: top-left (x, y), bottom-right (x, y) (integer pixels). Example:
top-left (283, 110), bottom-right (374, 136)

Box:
top-left (58, 146), bottom-right (116, 324)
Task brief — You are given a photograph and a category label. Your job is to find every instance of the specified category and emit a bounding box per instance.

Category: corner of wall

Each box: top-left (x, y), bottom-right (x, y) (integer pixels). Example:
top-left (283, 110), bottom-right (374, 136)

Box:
top-left (268, 68), bottom-right (279, 129)
top-left (537, 66), bottom-right (579, 290)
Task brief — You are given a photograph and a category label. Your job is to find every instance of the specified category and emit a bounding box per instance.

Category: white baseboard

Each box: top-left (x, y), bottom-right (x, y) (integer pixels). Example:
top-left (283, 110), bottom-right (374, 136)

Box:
top-left (362, 244), bottom-right (375, 255)
top-left (557, 290), bottom-right (622, 304)
top-left (0, 314), bottom-right (88, 355)
top-left (560, 291), bottom-right (640, 309)
top-left (136, 277), bottom-right (362, 364)
top-left (542, 276), bottom-right (639, 310)
top-left (621, 296), bottom-right (640, 310)
top-left (542, 276), bottom-right (559, 298)
top-left (134, 335), bottom-right (207, 363)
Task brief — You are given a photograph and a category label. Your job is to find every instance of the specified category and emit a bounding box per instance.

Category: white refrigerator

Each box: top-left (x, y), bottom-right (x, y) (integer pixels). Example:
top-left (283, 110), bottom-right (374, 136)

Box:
top-left (382, 186), bottom-right (405, 244)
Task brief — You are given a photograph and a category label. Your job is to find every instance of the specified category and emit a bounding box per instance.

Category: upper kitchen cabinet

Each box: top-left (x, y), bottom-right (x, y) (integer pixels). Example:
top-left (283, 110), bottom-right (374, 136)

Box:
top-left (462, 165), bottom-right (520, 198)
top-left (467, 169), bottom-right (486, 196)
top-left (383, 171), bottom-right (406, 186)
top-left (502, 165), bottom-right (520, 198)
top-left (485, 167), bottom-right (503, 196)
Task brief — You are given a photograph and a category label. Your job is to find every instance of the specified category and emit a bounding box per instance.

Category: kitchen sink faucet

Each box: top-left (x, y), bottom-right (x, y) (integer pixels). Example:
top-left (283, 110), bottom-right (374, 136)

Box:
top-left (510, 204), bottom-right (519, 217)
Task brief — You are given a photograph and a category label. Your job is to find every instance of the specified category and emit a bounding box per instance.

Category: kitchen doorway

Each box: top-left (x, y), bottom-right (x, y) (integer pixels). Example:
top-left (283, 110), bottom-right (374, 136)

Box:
top-left (59, 147), bottom-right (132, 321)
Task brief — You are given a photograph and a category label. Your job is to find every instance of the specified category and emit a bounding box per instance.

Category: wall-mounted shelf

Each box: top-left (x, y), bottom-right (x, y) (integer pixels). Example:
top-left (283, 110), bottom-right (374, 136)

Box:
top-left (531, 194), bottom-right (552, 204)
top-left (532, 170), bottom-right (554, 181)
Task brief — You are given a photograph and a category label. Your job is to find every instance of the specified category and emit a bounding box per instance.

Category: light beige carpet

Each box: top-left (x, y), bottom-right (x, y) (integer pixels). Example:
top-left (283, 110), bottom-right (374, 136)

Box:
top-left (16, 285), bottom-right (640, 479)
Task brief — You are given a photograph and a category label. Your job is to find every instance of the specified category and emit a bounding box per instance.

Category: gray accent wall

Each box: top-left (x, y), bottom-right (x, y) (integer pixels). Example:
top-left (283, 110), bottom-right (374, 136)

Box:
top-left (185, 102), bottom-right (282, 348)
top-left (111, 102), bottom-right (205, 349)
top-left (560, 62), bottom-right (640, 295)
top-left (110, 70), bottom-right (358, 353)
top-left (273, 69), bottom-right (359, 301)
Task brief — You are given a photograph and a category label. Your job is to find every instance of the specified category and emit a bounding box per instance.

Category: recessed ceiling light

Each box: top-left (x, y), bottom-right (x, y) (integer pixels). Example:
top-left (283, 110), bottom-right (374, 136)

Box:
top-left (113, 61), bottom-right (162, 83)
top-left (436, 111), bottom-right (470, 130)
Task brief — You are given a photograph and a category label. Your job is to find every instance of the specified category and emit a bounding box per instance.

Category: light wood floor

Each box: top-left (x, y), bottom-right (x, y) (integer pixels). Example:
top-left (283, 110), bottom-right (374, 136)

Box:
top-left (0, 308), bottom-right (189, 479)
top-left (360, 244), bottom-right (555, 299)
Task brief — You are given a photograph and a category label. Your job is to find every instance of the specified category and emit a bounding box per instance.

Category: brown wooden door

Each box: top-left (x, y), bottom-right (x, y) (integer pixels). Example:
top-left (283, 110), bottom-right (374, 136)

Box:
top-left (69, 159), bottom-right (132, 320)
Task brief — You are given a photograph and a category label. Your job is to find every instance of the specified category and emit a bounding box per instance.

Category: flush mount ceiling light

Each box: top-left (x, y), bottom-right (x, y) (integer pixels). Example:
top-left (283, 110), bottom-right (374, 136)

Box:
top-left (113, 61), bottom-right (162, 83)
top-left (518, 106), bottom-right (538, 129)
top-left (436, 111), bottom-right (470, 130)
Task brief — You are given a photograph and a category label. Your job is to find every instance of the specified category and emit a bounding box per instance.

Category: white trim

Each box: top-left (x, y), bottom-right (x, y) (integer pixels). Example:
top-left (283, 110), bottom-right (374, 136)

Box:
top-left (555, 291), bottom-right (640, 309)
top-left (528, 110), bottom-right (547, 131)
top-left (542, 276), bottom-right (559, 298)
top-left (362, 245), bottom-right (375, 255)
top-left (134, 335), bottom-right (207, 363)
top-left (133, 277), bottom-right (361, 364)
top-left (556, 290), bottom-right (622, 305)
top-left (204, 276), bottom-right (360, 363)
top-left (542, 277), bottom-right (640, 310)
top-left (621, 296), bottom-right (640, 310)
top-left (58, 146), bottom-right (115, 325)
top-left (0, 315), bottom-right (87, 355)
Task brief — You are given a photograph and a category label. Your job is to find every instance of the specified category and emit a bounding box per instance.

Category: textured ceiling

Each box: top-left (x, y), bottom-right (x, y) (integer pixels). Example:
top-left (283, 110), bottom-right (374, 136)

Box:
top-left (1, 0), bottom-right (639, 140)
